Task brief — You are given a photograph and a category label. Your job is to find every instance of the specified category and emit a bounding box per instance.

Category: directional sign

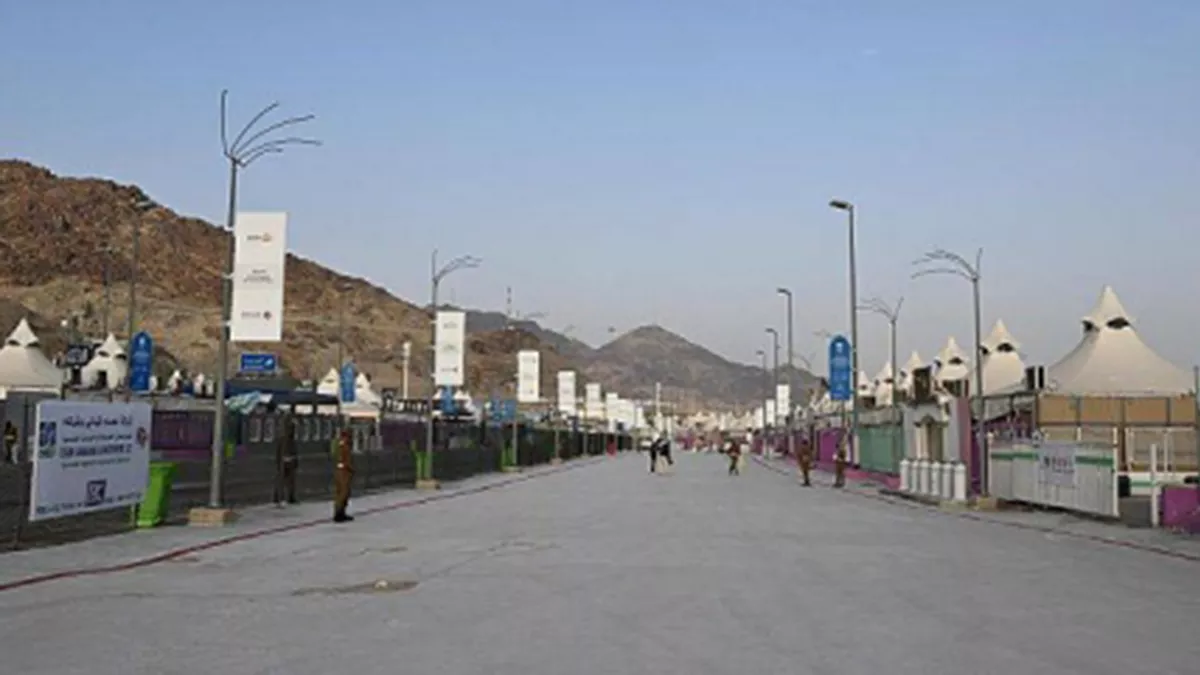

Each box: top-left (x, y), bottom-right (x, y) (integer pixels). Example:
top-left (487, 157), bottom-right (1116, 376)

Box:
top-left (440, 387), bottom-right (455, 414)
top-left (239, 352), bottom-right (278, 374)
top-left (339, 363), bottom-right (357, 404)
top-left (64, 344), bottom-right (94, 369)
top-left (828, 334), bottom-right (853, 402)
top-left (128, 331), bottom-right (154, 394)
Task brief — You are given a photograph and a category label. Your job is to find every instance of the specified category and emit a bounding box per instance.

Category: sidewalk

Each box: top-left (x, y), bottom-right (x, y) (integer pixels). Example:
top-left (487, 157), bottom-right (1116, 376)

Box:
top-left (754, 455), bottom-right (1200, 562)
top-left (0, 456), bottom-right (600, 590)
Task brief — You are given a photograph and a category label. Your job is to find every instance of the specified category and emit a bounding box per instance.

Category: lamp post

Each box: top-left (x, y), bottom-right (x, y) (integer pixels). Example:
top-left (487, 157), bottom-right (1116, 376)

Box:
top-left (828, 199), bottom-right (860, 463)
top-left (401, 341), bottom-right (412, 400)
top-left (777, 287), bottom-right (795, 459)
top-left (425, 249), bottom-right (481, 484)
top-left (912, 247), bottom-right (985, 494)
top-left (765, 327), bottom-right (780, 458)
top-left (860, 295), bottom-right (904, 471)
top-left (209, 90), bottom-right (319, 510)
top-left (755, 349), bottom-right (768, 436)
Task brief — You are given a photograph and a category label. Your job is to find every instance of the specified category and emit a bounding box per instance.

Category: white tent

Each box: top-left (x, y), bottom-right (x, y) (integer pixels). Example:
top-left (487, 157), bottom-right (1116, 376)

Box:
top-left (856, 370), bottom-right (872, 397)
top-left (0, 319), bottom-right (63, 396)
top-left (898, 350), bottom-right (924, 393)
top-left (871, 362), bottom-right (894, 406)
top-left (935, 336), bottom-right (970, 383)
top-left (1044, 286), bottom-right (1191, 396)
top-left (980, 320), bottom-right (1026, 395)
top-left (81, 333), bottom-right (128, 390)
top-left (353, 372), bottom-right (381, 406)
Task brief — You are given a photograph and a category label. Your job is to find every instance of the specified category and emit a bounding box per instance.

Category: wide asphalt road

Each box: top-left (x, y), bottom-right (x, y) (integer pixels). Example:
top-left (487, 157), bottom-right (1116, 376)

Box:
top-left (1, 452), bottom-right (1196, 674)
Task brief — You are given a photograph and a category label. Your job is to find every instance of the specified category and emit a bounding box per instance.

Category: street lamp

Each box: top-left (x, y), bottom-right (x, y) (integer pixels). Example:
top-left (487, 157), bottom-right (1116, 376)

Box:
top-left (859, 295), bottom-right (904, 470)
top-left (755, 348), bottom-right (768, 434)
top-left (209, 90), bottom-right (320, 510)
top-left (776, 287), bottom-right (796, 459)
top-left (912, 247), bottom-right (985, 494)
top-left (425, 249), bottom-right (481, 484)
top-left (829, 198), bottom-right (860, 461)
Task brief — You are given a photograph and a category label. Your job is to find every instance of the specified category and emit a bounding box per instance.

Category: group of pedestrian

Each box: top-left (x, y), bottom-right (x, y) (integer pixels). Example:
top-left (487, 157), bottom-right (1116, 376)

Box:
top-left (273, 411), bottom-right (357, 524)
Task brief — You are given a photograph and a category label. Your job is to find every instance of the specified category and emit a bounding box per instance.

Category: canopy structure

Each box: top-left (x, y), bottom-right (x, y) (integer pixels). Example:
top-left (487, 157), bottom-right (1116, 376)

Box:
top-left (81, 333), bottom-right (128, 390)
top-left (871, 362), bottom-right (894, 406)
top-left (856, 370), bottom-right (872, 397)
top-left (353, 372), bottom-right (381, 406)
top-left (0, 319), bottom-right (63, 396)
top-left (897, 351), bottom-right (924, 394)
top-left (935, 336), bottom-right (970, 383)
top-left (1044, 286), bottom-right (1191, 396)
top-left (981, 320), bottom-right (1026, 395)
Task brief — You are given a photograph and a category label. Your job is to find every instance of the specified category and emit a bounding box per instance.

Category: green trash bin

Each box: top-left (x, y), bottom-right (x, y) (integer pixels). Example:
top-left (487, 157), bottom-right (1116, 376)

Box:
top-left (136, 461), bottom-right (178, 528)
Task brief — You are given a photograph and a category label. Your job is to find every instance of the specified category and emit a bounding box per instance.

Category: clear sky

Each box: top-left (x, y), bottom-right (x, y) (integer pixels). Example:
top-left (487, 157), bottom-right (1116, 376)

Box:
top-left (3, 0), bottom-right (1199, 376)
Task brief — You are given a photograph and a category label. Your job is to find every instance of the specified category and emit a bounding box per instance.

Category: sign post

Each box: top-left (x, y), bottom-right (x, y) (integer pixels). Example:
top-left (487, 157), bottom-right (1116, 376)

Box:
top-left (238, 352), bottom-right (278, 375)
top-left (828, 334), bottom-right (853, 469)
top-left (339, 362), bottom-right (357, 404)
top-left (128, 331), bottom-right (154, 394)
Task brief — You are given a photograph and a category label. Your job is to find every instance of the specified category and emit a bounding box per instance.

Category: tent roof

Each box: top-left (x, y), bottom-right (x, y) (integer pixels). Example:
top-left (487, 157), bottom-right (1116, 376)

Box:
top-left (96, 333), bottom-right (125, 358)
top-left (0, 342), bottom-right (62, 389)
top-left (936, 336), bottom-right (967, 366)
top-left (1083, 285), bottom-right (1132, 329)
top-left (5, 318), bottom-right (39, 348)
top-left (902, 351), bottom-right (923, 373)
top-left (982, 319), bottom-right (1020, 353)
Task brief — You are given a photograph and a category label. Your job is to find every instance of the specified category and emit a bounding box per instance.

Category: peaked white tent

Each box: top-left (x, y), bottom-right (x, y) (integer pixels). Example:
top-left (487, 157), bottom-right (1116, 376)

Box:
top-left (871, 362), bottom-right (894, 405)
top-left (0, 319), bottom-right (63, 396)
top-left (981, 320), bottom-right (1026, 395)
top-left (81, 333), bottom-right (128, 390)
top-left (897, 351), bottom-right (924, 393)
top-left (935, 336), bottom-right (970, 383)
top-left (1045, 286), bottom-right (1191, 396)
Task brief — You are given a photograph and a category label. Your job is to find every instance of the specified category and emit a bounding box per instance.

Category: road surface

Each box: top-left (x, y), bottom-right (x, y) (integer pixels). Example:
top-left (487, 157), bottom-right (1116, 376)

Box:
top-left (1, 452), bottom-right (1196, 674)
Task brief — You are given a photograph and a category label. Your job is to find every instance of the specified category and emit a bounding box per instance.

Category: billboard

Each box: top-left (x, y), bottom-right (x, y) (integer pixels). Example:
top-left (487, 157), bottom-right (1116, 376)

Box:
top-left (30, 400), bottom-right (153, 522)
top-left (584, 383), bottom-right (603, 419)
top-left (517, 350), bottom-right (540, 403)
top-left (775, 383), bottom-right (791, 420)
top-left (230, 212), bottom-right (287, 342)
top-left (434, 310), bottom-right (466, 386)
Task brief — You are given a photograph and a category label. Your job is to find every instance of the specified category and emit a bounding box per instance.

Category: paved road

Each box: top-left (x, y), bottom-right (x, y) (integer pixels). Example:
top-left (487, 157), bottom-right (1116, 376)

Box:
top-left (1, 453), bottom-right (1197, 674)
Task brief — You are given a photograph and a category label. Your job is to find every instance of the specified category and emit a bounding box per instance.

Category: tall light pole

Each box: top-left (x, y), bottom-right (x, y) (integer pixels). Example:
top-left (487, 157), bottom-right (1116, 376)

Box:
top-left (777, 287), bottom-right (796, 459)
top-left (124, 197), bottom-right (157, 355)
top-left (860, 295), bottom-right (904, 470)
top-left (209, 90), bottom-right (319, 510)
top-left (829, 199), bottom-right (860, 462)
top-left (912, 247), bottom-right (985, 494)
top-left (765, 327), bottom-right (780, 458)
top-left (425, 249), bottom-right (481, 483)
top-left (755, 349), bottom-right (768, 435)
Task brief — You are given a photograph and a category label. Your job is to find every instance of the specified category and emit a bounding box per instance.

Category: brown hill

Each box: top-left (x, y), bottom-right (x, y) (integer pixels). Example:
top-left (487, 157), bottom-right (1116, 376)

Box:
top-left (0, 160), bottom-right (566, 396)
top-left (584, 324), bottom-right (819, 413)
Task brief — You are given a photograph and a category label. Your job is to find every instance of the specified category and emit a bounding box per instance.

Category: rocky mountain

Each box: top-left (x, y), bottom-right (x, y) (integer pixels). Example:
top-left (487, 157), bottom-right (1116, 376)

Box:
top-left (463, 309), bottom-right (594, 361)
top-left (583, 325), bottom-right (819, 412)
top-left (0, 159), bottom-right (566, 396)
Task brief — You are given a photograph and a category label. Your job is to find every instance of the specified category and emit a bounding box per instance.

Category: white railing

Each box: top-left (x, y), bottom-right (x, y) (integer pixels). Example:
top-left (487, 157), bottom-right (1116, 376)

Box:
top-left (899, 458), bottom-right (967, 502)
top-left (988, 442), bottom-right (1118, 518)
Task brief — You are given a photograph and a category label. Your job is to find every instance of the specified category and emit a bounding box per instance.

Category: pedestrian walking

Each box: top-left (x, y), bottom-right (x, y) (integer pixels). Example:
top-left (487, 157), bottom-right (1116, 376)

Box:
top-left (797, 437), bottom-right (813, 487)
top-left (833, 439), bottom-right (847, 489)
top-left (333, 427), bottom-right (356, 523)
top-left (658, 436), bottom-right (674, 470)
top-left (727, 439), bottom-right (741, 476)
top-left (274, 413), bottom-right (299, 506)
top-left (648, 437), bottom-right (659, 473)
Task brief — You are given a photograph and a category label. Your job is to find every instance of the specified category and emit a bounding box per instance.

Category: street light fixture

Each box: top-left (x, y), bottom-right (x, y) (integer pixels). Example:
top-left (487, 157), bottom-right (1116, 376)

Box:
top-left (425, 249), bottom-right (481, 484)
top-left (912, 247), bottom-right (986, 494)
top-left (859, 294), bottom-right (904, 470)
top-left (776, 287), bottom-right (797, 459)
top-left (829, 198), bottom-right (860, 461)
top-left (209, 90), bottom-right (320, 510)
top-left (755, 348), bottom-right (768, 433)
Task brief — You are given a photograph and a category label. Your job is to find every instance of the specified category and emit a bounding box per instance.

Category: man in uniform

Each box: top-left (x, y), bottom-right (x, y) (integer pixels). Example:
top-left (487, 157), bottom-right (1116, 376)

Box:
top-left (333, 427), bottom-right (355, 523)
top-left (797, 436), bottom-right (813, 487)
top-left (3, 420), bottom-right (18, 464)
top-left (833, 436), bottom-right (847, 488)
top-left (274, 413), bottom-right (299, 506)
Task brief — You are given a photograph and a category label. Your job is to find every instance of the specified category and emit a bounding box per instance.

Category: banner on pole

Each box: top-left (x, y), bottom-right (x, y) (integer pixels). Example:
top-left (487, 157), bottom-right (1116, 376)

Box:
top-left (231, 212), bottom-right (287, 342)
top-left (434, 310), bottom-right (466, 386)
top-left (556, 370), bottom-right (576, 416)
top-left (775, 384), bottom-right (791, 419)
top-left (517, 350), bottom-right (540, 403)
top-left (584, 383), bottom-right (603, 419)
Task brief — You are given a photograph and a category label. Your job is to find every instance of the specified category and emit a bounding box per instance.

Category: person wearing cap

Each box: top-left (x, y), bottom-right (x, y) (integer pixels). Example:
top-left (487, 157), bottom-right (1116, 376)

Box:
top-left (333, 427), bottom-right (356, 523)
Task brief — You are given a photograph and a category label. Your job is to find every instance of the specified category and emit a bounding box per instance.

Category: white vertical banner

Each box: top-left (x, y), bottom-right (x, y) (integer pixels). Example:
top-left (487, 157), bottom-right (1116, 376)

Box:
top-left (231, 212), bottom-right (287, 342)
top-left (604, 392), bottom-right (619, 421)
top-left (517, 350), bottom-right (540, 403)
top-left (434, 311), bottom-right (466, 386)
top-left (765, 400), bottom-right (778, 426)
top-left (556, 370), bottom-right (577, 416)
top-left (775, 384), bottom-right (791, 420)
top-left (584, 383), bottom-right (603, 419)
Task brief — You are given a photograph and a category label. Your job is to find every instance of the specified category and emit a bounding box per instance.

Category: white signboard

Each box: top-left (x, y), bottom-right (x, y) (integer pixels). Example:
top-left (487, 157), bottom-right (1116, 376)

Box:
top-left (434, 310), bottom-right (466, 386)
top-left (556, 370), bottom-right (577, 416)
top-left (30, 400), bottom-right (152, 522)
top-left (765, 399), bottom-right (778, 427)
top-left (775, 384), bottom-right (791, 419)
top-left (584, 383), bottom-right (603, 419)
top-left (231, 211), bottom-right (287, 342)
top-left (1037, 441), bottom-right (1076, 486)
top-left (517, 350), bottom-right (540, 403)
top-left (604, 392), bottom-right (619, 422)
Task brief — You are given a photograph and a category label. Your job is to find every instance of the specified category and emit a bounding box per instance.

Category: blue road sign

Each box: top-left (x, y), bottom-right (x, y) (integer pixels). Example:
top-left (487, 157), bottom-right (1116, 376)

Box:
top-left (239, 352), bottom-right (277, 374)
top-left (339, 363), bottom-right (357, 403)
top-left (441, 387), bottom-right (455, 413)
top-left (828, 334), bottom-right (853, 402)
top-left (129, 331), bottom-right (154, 394)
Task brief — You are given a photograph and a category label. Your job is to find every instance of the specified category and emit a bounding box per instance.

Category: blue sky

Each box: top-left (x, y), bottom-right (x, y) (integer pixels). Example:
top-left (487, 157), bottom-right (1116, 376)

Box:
top-left (3, 0), bottom-right (1199, 375)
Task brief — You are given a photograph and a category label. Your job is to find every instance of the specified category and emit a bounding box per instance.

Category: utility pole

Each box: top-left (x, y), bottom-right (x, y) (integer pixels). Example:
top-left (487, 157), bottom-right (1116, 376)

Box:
top-left (861, 295), bottom-right (904, 470)
top-left (777, 287), bottom-right (795, 461)
top-left (401, 341), bottom-right (411, 400)
top-left (829, 199), bottom-right (860, 463)
top-left (208, 89), bottom-right (319, 511)
top-left (766, 327), bottom-right (780, 457)
top-left (336, 284), bottom-right (346, 420)
top-left (425, 249), bottom-right (481, 485)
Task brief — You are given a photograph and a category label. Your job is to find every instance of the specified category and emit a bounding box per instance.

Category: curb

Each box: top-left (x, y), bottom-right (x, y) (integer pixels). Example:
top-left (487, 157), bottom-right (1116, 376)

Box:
top-left (0, 455), bottom-right (608, 594)
top-left (751, 456), bottom-right (1200, 564)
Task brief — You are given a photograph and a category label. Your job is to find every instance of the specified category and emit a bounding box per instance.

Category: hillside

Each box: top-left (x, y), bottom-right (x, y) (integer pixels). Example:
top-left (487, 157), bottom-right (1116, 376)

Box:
top-left (464, 309), bottom-right (594, 361)
top-left (584, 325), bottom-right (819, 412)
top-left (0, 160), bottom-right (565, 395)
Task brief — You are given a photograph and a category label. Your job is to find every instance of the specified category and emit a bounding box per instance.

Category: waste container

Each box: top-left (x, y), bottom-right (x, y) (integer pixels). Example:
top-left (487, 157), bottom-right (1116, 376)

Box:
top-left (136, 461), bottom-right (178, 528)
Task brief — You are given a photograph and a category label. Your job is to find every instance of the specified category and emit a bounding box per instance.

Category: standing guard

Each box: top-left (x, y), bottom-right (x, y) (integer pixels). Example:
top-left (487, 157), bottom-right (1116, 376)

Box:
top-left (333, 427), bottom-right (356, 523)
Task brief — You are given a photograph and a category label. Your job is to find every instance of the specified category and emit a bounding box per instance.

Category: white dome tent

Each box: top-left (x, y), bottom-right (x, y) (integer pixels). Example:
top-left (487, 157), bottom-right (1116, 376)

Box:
top-left (934, 336), bottom-right (970, 384)
top-left (0, 319), bottom-right (63, 397)
top-left (856, 370), bottom-right (872, 398)
top-left (1044, 286), bottom-right (1191, 396)
top-left (353, 372), bottom-right (381, 407)
top-left (897, 351), bottom-right (924, 394)
top-left (81, 333), bottom-right (128, 390)
top-left (871, 362), bottom-right (894, 406)
top-left (980, 320), bottom-right (1026, 395)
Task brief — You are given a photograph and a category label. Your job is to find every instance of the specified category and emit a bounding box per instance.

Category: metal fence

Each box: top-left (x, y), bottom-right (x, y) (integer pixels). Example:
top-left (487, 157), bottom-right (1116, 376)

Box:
top-left (0, 404), bottom-right (628, 550)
